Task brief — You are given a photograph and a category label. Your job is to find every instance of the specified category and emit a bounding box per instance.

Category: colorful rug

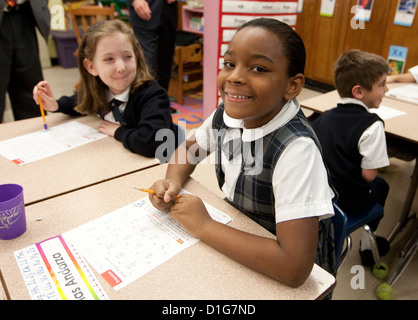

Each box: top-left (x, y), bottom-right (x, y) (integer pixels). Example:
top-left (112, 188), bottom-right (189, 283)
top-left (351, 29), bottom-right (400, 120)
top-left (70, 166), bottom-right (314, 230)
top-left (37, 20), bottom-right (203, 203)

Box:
top-left (170, 90), bottom-right (204, 129)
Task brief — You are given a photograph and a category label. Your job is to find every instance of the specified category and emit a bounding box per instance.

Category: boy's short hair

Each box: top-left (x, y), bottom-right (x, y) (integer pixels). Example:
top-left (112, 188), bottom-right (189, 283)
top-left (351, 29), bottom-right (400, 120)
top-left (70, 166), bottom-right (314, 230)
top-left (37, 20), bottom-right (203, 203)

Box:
top-left (334, 50), bottom-right (388, 98)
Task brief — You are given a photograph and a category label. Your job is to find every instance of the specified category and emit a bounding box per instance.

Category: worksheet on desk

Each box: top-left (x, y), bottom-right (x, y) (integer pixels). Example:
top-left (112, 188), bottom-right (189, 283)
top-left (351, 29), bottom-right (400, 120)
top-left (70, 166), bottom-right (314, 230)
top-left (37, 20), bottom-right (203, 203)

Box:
top-left (386, 84), bottom-right (418, 105)
top-left (370, 104), bottom-right (406, 120)
top-left (0, 121), bottom-right (106, 165)
top-left (64, 194), bottom-right (232, 291)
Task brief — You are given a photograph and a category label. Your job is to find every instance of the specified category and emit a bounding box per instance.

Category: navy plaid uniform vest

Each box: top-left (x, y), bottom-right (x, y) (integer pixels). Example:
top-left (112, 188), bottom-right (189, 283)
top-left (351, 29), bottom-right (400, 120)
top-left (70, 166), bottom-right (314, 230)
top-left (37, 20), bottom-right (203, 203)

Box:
top-left (212, 103), bottom-right (337, 276)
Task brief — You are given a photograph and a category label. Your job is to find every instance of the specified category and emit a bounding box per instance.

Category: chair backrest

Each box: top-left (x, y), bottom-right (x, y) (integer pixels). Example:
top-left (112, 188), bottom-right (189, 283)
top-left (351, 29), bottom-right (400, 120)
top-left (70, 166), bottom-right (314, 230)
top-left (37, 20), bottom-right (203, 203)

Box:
top-left (173, 44), bottom-right (203, 65)
top-left (331, 203), bottom-right (349, 268)
top-left (68, 3), bottom-right (115, 44)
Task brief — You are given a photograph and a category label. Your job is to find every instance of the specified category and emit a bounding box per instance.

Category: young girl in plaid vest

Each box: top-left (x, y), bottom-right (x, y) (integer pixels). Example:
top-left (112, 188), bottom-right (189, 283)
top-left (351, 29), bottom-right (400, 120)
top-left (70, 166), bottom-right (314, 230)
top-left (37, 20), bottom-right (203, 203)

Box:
top-left (149, 18), bottom-right (336, 288)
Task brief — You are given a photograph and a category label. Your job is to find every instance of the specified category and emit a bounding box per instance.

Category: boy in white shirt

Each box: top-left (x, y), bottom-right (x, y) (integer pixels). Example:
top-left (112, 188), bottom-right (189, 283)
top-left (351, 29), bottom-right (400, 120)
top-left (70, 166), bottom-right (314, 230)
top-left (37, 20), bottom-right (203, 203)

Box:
top-left (312, 50), bottom-right (391, 266)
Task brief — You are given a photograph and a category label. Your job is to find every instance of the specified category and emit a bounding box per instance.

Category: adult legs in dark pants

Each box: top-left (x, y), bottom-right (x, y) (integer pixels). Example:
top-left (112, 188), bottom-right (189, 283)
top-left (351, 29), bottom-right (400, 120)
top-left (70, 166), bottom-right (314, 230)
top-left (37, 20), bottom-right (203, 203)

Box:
top-left (132, 20), bottom-right (176, 91)
top-left (132, 14), bottom-right (176, 113)
top-left (0, 4), bottom-right (44, 122)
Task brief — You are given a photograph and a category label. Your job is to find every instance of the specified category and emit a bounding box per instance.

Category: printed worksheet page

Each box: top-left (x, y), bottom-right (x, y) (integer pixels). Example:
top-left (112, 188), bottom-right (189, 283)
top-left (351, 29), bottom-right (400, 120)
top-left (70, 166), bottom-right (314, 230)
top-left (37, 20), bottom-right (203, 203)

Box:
top-left (65, 194), bottom-right (232, 291)
top-left (0, 121), bottom-right (106, 165)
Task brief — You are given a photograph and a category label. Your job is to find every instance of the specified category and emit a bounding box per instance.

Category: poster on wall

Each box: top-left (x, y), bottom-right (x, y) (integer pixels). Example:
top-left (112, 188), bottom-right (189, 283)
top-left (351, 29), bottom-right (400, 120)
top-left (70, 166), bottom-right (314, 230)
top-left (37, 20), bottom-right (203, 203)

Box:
top-left (394, 0), bottom-right (417, 26)
top-left (320, 0), bottom-right (336, 17)
top-left (298, 0), bottom-right (304, 13)
top-left (355, 0), bottom-right (375, 22)
top-left (387, 45), bottom-right (409, 75)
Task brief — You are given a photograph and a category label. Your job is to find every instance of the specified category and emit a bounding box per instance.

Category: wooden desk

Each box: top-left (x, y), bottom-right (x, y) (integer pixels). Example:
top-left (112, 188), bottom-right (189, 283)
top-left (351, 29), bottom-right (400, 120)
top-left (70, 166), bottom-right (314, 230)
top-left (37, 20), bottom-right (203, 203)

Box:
top-left (0, 113), bottom-right (158, 205)
top-left (300, 84), bottom-right (418, 242)
top-left (0, 165), bottom-right (335, 300)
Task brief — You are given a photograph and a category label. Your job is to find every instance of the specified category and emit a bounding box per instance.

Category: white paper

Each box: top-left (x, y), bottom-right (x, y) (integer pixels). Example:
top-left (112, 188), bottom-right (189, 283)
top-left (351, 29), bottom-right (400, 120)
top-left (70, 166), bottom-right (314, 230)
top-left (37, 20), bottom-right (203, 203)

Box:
top-left (298, 0), bottom-right (304, 14)
top-left (64, 193), bottom-right (232, 291)
top-left (221, 14), bottom-right (296, 28)
top-left (370, 104), bottom-right (406, 120)
top-left (320, 0), bottom-right (336, 17)
top-left (386, 84), bottom-right (418, 105)
top-left (394, 0), bottom-right (417, 26)
top-left (222, 1), bottom-right (297, 14)
top-left (0, 121), bottom-right (106, 165)
top-left (14, 235), bottom-right (109, 300)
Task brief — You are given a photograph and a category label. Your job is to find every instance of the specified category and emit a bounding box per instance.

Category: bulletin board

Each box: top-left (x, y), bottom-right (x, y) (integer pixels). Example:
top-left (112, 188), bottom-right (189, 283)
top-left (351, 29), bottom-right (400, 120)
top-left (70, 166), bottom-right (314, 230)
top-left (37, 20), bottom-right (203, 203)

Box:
top-left (296, 0), bottom-right (418, 85)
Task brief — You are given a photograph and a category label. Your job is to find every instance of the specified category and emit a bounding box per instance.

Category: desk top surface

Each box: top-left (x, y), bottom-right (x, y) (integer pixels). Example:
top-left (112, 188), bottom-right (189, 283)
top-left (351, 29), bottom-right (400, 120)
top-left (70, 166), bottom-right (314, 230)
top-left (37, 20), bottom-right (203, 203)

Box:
top-left (0, 113), bottom-right (158, 204)
top-left (0, 165), bottom-right (335, 300)
top-left (300, 84), bottom-right (418, 144)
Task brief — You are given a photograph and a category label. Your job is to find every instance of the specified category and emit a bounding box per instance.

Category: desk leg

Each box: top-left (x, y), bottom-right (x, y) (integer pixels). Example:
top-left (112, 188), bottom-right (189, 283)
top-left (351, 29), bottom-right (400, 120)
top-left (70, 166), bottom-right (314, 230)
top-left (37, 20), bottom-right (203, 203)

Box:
top-left (388, 159), bottom-right (418, 243)
top-left (387, 228), bottom-right (417, 287)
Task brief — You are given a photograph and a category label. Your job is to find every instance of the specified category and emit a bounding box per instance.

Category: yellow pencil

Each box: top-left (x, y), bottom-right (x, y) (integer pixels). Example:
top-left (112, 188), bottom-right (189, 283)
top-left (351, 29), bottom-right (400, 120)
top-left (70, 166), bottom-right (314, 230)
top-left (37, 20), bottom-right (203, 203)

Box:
top-left (38, 96), bottom-right (48, 130)
top-left (134, 187), bottom-right (180, 198)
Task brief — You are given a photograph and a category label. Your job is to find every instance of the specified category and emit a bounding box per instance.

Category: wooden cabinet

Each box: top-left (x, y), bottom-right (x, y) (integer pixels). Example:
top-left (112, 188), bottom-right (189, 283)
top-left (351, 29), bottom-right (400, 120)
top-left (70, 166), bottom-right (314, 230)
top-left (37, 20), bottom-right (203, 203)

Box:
top-left (296, 0), bottom-right (418, 85)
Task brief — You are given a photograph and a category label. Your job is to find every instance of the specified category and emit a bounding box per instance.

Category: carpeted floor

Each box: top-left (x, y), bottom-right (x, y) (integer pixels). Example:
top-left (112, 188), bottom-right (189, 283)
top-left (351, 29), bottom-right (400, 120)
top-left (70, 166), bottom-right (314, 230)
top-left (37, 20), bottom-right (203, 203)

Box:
top-left (170, 90), bottom-right (203, 129)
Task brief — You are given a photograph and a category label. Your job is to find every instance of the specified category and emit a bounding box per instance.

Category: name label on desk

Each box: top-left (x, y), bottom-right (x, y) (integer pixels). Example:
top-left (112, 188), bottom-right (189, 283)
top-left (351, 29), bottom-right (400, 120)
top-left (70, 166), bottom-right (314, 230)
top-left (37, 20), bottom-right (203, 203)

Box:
top-left (14, 235), bottom-right (108, 300)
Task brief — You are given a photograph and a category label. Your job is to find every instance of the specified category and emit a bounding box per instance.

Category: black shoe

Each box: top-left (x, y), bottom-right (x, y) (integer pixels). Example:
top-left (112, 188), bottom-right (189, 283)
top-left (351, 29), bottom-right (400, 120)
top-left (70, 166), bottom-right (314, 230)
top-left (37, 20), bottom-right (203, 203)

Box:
top-left (170, 107), bottom-right (177, 114)
top-left (359, 236), bottom-right (390, 266)
top-left (359, 249), bottom-right (375, 267)
top-left (376, 236), bottom-right (390, 256)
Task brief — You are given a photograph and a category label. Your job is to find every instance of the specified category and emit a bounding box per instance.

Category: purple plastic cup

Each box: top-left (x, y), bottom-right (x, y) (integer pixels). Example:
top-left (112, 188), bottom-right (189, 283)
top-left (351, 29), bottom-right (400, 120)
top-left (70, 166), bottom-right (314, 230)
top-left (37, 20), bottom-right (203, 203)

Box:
top-left (0, 184), bottom-right (26, 240)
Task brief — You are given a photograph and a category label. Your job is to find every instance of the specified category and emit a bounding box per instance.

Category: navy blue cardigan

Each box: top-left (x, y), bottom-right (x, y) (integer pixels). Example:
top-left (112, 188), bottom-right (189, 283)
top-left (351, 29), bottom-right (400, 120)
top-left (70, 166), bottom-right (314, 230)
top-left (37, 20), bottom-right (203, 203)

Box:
top-left (56, 80), bottom-right (178, 159)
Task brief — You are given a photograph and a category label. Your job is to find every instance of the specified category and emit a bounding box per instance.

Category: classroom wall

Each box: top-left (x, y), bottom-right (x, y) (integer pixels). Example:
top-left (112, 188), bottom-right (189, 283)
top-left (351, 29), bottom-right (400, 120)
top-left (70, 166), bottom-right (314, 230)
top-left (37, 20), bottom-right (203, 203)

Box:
top-left (296, 0), bottom-right (418, 85)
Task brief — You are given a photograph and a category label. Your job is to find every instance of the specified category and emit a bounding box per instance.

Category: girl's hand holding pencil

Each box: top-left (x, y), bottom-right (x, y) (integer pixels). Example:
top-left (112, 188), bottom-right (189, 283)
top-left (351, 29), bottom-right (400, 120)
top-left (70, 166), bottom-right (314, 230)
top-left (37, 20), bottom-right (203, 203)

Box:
top-left (37, 95), bottom-right (48, 131)
top-left (135, 187), bottom-right (180, 199)
top-left (33, 80), bottom-right (59, 112)
top-left (141, 180), bottom-right (182, 213)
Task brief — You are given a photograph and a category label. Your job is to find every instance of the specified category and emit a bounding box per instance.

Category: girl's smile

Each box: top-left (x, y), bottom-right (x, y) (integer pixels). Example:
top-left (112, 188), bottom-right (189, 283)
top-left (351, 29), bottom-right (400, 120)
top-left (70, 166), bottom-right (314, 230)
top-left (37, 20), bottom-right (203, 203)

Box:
top-left (224, 90), bottom-right (253, 101)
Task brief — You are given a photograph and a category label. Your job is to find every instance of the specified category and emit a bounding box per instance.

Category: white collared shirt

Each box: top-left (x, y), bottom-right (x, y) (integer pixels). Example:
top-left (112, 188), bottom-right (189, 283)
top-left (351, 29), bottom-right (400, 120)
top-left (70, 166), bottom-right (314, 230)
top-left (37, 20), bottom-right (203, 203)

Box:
top-left (103, 88), bottom-right (130, 124)
top-left (195, 99), bottom-right (335, 224)
top-left (337, 98), bottom-right (390, 170)
top-left (409, 65), bottom-right (418, 83)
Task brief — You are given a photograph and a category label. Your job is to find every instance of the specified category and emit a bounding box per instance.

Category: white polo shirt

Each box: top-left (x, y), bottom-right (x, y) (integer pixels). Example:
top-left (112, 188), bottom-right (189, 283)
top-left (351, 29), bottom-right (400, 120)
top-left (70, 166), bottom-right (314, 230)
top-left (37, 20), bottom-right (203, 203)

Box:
top-left (337, 98), bottom-right (390, 170)
top-left (195, 99), bottom-right (335, 224)
top-left (409, 65), bottom-right (418, 83)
